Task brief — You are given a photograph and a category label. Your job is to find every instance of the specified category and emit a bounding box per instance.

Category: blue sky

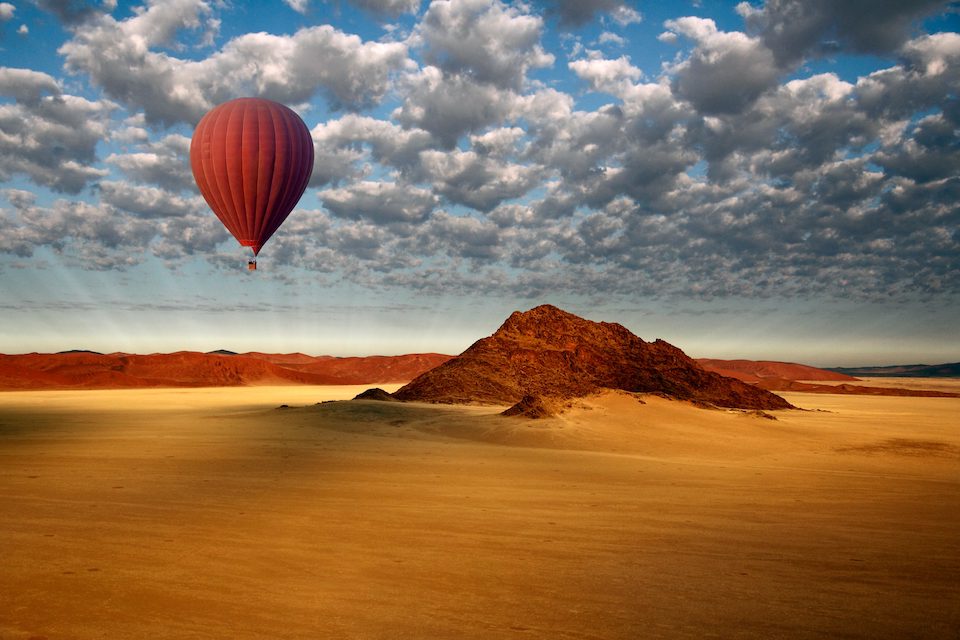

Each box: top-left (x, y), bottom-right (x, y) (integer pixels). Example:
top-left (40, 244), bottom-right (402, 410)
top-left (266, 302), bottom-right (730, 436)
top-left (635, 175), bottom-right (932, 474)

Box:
top-left (0, 0), bottom-right (958, 366)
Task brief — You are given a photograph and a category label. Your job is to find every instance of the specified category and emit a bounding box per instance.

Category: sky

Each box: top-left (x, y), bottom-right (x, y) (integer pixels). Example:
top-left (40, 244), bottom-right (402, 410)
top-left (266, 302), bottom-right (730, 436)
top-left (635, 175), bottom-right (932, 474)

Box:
top-left (0, 0), bottom-right (958, 366)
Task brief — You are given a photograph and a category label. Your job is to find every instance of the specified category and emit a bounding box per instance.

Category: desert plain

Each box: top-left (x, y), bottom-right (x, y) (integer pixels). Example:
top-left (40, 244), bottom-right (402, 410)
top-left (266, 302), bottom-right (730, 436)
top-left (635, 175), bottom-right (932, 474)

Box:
top-left (1, 382), bottom-right (958, 639)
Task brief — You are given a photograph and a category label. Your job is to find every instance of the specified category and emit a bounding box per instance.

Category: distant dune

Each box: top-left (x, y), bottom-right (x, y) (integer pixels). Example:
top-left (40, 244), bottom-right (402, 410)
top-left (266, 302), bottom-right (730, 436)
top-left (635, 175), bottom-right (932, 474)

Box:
top-left (0, 351), bottom-right (451, 391)
top-left (698, 359), bottom-right (958, 398)
top-left (697, 359), bottom-right (858, 383)
top-left (753, 378), bottom-right (960, 397)
top-left (829, 362), bottom-right (960, 378)
top-left (5, 332), bottom-right (953, 399)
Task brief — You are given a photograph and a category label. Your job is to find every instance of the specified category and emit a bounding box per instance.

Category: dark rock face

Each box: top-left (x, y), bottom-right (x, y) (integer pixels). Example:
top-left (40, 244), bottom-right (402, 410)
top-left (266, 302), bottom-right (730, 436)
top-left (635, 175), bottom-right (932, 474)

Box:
top-left (353, 387), bottom-right (401, 401)
top-left (394, 305), bottom-right (793, 410)
top-left (501, 395), bottom-right (557, 419)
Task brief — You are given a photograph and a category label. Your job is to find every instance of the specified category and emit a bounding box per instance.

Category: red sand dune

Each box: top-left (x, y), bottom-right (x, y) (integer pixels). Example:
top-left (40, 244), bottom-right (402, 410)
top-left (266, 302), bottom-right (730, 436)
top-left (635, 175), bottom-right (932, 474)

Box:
top-left (0, 352), bottom-right (451, 391)
top-left (697, 359), bottom-right (858, 383)
top-left (754, 378), bottom-right (959, 398)
top-left (698, 358), bottom-right (958, 398)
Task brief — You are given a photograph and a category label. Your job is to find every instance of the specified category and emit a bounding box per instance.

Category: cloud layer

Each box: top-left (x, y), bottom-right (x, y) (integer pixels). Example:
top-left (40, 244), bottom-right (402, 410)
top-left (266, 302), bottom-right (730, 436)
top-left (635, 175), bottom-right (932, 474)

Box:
top-left (0, 0), bottom-right (957, 304)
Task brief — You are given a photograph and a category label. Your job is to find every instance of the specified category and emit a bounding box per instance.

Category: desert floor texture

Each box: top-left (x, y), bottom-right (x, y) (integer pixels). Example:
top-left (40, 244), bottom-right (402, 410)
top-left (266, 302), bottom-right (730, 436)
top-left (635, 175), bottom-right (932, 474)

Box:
top-left (1, 382), bottom-right (958, 639)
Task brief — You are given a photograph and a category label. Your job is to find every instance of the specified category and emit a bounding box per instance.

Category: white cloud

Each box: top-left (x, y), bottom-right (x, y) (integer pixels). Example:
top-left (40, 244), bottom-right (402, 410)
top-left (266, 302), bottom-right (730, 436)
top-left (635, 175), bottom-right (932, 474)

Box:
top-left (0, 196), bottom-right (154, 269)
top-left (597, 31), bottom-right (625, 46)
top-left (610, 5), bottom-right (641, 26)
top-left (320, 181), bottom-right (438, 224)
top-left (59, 2), bottom-right (411, 125)
top-left (665, 17), bottom-right (779, 114)
top-left (284, 0), bottom-right (308, 13)
top-left (0, 3), bottom-right (14, 20)
top-left (106, 134), bottom-right (194, 191)
top-left (33, 0), bottom-right (106, 25)
top-left (741, 0), bottom-right (950, 65)
top-left (311, 113), bottom-right (433, 184)
top-left (347, 0), bottom-right (420, 15)
top-left (0, 83), bottom-right (114, 193)
top-left (394, 66), bottom-right (519, 147)
top-left (544, 0), bottom-right (636, 27)
top-left (0, 0), bottom-right (957, 302)
top-left (419, 148), bottom-right (542, 211)
top-left (469, 127), bottom-right (525, 157)
top-left (569, 55), bottom-right (642, 94)
top-left (99, 180), bottom-right (203, 218)
top-left (0, 67), bottom-right (60, 104)
top-left (417, 0), bottom-right (554, 90)
top-left (657, 31), bottom-right (677, 44)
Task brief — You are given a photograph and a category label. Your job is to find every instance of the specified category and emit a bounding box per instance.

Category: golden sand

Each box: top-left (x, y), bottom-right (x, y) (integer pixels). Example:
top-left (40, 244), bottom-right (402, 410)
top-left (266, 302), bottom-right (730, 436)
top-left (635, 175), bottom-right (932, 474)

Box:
top-left (1, 384), bottom-right (958, 639)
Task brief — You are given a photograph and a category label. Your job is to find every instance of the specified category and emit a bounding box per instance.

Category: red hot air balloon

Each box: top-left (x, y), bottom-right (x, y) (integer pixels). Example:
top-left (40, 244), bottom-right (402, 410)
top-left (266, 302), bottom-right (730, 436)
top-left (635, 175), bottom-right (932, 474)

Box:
top-left (190, 97), bottom-right (314, 269)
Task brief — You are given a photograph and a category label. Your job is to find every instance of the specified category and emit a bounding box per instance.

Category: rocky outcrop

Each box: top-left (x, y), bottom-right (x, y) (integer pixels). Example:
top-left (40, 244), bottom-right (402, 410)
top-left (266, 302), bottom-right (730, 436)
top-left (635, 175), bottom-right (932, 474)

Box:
top-left (394, 305), bottom-right (793, 410)
top-left (353, 387), bottom-right (401, 401)
top-left (501, 395), bottom-right (558, 418)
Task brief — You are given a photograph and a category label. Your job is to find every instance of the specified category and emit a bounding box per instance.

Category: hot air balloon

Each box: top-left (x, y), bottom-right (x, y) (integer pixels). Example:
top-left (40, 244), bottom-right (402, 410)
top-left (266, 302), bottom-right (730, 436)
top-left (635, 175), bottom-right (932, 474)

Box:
top-left (190, 97), bottom-right (314, 269)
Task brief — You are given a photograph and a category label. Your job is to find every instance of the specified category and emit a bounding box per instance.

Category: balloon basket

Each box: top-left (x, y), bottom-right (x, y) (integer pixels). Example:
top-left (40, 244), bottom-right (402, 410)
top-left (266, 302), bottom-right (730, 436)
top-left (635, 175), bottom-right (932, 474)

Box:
top-left (247, 260), bottom-right (257, 271)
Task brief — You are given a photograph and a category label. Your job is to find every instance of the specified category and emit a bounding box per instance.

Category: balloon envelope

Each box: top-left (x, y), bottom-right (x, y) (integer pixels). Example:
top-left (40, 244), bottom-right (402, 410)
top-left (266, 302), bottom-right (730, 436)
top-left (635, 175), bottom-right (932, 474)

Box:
top-left (190, 97), bottom-right (314, 256)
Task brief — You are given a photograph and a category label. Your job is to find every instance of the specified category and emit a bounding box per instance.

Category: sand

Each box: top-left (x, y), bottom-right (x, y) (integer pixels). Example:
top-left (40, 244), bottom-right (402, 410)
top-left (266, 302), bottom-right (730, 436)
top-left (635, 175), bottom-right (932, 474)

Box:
top-left (801, 376), bottom-right (960, 394)
top-left (1, 384), bottom-right (958, 639)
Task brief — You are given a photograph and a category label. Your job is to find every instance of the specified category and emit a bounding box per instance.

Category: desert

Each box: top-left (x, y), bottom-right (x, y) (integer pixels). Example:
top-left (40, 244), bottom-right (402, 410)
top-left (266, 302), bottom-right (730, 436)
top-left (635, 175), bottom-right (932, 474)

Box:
top-left (4, 2), bottom-right (960, 638)
top-left (2, 306), bottom-right (959, 639)
top-left (2, 379), bottom-right (959, 639)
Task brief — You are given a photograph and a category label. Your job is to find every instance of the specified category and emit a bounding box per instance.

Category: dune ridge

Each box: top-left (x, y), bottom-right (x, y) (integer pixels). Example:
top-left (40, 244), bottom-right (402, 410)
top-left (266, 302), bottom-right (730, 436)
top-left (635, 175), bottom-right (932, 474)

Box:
top-left (697, 359), bottom-right (959, 397)
top-left (697, 358), bottom-right (858, 382)
top-left (0, 351), bottom-right (451, 390)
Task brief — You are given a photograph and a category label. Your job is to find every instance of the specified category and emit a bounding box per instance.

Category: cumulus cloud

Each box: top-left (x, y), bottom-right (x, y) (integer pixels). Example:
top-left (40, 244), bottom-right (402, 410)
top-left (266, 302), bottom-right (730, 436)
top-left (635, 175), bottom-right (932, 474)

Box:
top-left (0, 76), bottom-right (114, 192)
top-left (873, 113), bottom-right (960, 184)
top-left (569, 55), bottom-right (642, 94)
top-left (597, 31), bottom-right (626, 47)
top-left (394, 67), bottom-right (519, 147)
top-left (0, 195), bottom-right (154, 269)
top-left (284, 0), bottom-right (308, 13)
top-left (469, 126), bottom-right (525, 157)
top-left (59, 0), bottom-right (411, 125)
top-left (346, 0), bottom-right (421, 16)
top-left (415, 210), bottom-right (503, 260)
top-left (98, 180), bottom-right (203, 218)
top-left (34, 0), bottom-right (105, 25)
top-left (419, 148), bottom-right (542, 211)
top-left (0, 3), bottom-right (13, 21)
top-left (151, 213), bottom-right (229, 260)
top-left (311, 114), bottom-right (433, 184)
top-left (1, 0), bottom-right (958, 302)
top-left (665, 17), bottom-right (779, 115)
top-left (106, 134), bottom-right (194, 192)
top-left (852, 33), bottom-right (960, 122)
top-left (740, 0), bottom-right (952, 66)
top-left (418, 0), bottom-right (554, 90)
top-left (319, 181), bottom-right (438, 224)
top-left (0, 67), bottom-right (61, 104)
top-left (543, 0), bottom-right (638, 27)
top-left (0, 181), bottom-right (229, 268)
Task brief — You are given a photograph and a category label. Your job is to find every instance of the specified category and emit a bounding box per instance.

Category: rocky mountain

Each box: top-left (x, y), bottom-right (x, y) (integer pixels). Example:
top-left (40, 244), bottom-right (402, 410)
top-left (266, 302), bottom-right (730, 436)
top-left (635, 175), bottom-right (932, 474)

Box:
top-left (393, 305), bottom-right (792, 410)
